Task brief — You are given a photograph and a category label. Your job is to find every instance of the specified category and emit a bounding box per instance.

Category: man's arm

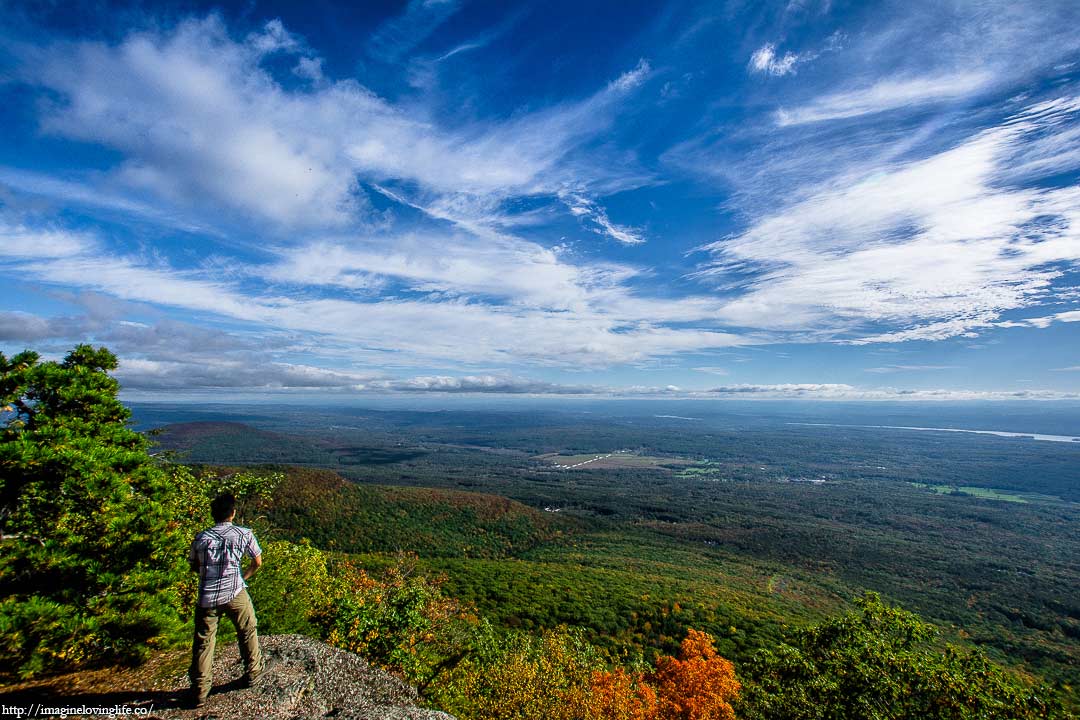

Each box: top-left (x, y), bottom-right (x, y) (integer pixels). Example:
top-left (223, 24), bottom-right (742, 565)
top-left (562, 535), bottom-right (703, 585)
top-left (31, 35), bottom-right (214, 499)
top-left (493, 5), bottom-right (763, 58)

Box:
top-left (243, 532), bottom-right (263, 581)
top-left (243, 552), bottom-right (262, 581)
top-left (189, 539), bottom-right (200, 573)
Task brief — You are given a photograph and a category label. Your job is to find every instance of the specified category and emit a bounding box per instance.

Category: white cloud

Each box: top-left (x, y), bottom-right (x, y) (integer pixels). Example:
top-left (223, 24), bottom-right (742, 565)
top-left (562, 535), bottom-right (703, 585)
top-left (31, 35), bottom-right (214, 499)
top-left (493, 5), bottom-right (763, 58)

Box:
top-left (18, 16), bottom-right (652, 233)
top-left (0, 167), bottom-right (220, 236)
top-left (5, 303), bottom-right (1074, 399)
top-left (246, 18), bottom-right (302, 55)
top-left (435, 41), bottom-right (486, 62)
top-left (342, 66), bottom-right (651, 200)
top-left (366, 0), bottom-right (461, 63)
top-left (0, 222), bottom-right (92, 258)
top-left (0, 220), bottom-right (746, 369)
top-left (749, 44), bottom-right (801, 77)
top-left (23, 17), bottom-right (362, 228)
top-left (704, 383), bottom-right (1079, 400)
top-left (116, 357), bottom-right (374, 390)
top-left (748, 33), bottom-right (842, 78)
top-left (774, 73), bottom-right (991, 126)
top-left (708, 383), bottom-right (855, 396)
top-left (0, 311), bottom-right (87, 342)
top-left (559, 193), bottom-right (645, 245)
top-left (608, 58), bottom-right (652, 91)
top-left (261, 234), bottom-right (628, 310)
top-left (999, 96), bottom-right (1080, 181)
top-left (371, 375), bottom-right (598, 394)
top-left (293, 56), bottom-right (324, 83)
top-left (102, 361), bottom-right (1080, 399)
top-left (699, 95), bottom-right (1080, 344)
top-left (9, 9), bottom-right (1079, 392)
top-left (864, 365), bottom-right (961, 374)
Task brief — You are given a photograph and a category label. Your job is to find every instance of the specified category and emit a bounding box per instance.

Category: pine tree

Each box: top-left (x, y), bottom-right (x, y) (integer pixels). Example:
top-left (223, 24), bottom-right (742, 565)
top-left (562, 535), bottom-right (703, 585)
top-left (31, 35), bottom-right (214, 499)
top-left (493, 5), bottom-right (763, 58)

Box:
top-left (0, 345), bottom-right (187, 677)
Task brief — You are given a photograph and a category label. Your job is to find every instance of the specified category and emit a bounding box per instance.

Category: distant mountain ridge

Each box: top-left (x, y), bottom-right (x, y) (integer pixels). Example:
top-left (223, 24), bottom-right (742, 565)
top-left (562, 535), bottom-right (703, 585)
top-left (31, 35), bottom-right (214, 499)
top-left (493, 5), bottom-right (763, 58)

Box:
top-left (152, 421), bottom-right (341, 465)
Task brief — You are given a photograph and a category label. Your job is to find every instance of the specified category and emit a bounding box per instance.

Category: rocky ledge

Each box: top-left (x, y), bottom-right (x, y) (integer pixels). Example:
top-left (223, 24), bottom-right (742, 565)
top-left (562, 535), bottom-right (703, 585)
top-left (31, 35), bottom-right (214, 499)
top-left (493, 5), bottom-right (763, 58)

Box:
top-left (0, 634), bottom-right (455, 720)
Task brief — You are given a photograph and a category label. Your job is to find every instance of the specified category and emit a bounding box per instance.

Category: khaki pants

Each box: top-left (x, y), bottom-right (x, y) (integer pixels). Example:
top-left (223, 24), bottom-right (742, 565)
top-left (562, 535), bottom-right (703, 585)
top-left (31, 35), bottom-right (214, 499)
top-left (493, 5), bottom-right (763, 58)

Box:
top-left (189, 588), bottom-right (262, 699)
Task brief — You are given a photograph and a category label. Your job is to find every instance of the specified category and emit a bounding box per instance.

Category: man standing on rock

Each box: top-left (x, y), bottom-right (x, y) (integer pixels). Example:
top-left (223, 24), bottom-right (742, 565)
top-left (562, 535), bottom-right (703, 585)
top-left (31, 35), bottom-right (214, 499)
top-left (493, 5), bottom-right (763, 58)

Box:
top-left (188, 493), bottom-right (264, 708)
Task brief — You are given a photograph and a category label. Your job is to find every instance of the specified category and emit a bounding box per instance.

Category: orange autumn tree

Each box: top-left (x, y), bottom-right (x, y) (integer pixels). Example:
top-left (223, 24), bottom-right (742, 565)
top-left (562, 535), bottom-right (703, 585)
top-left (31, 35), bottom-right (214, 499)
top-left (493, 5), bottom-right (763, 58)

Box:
top-left (589, 666), bottom-right (660, 720)
top-left (586, 629), bottom-right (739, 720)
top-left (438, 626), bottom-right (738, 720)
top-left (651, 629), bottom-right (740, 720)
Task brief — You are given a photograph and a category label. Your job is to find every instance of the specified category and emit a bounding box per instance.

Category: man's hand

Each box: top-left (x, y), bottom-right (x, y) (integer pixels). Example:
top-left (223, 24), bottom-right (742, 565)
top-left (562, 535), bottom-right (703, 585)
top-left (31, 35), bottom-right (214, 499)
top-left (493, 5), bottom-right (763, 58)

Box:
top-left (243, 553), bottom-right (263, 581)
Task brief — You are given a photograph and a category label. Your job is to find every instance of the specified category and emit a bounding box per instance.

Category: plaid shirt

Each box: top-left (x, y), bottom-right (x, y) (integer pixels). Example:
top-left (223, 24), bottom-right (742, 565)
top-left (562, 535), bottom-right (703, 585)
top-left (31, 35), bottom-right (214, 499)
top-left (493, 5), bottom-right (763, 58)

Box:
top-left (189, 522), bottom-right (262, 608)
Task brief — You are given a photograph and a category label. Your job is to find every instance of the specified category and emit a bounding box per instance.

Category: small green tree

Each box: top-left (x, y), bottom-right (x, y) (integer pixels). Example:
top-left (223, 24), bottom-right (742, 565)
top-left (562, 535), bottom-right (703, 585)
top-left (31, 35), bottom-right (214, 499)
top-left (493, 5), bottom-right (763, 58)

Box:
top-left (430, 622), bottom-right (604, 720)
top-left (247, 539), bottom-right (335, 636)
top-left (323, 556), bottom-right (470, 683)
top-left (738, 592), bottom-right (1064, 720)
top-left (0, 346), bottom-right (187, 677)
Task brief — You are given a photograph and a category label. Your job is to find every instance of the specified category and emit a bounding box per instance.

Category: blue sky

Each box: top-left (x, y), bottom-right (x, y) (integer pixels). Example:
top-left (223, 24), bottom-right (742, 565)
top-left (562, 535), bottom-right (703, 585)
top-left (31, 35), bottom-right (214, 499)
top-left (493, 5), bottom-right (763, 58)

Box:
top-left (2, 0), bottom-right (1079, 400)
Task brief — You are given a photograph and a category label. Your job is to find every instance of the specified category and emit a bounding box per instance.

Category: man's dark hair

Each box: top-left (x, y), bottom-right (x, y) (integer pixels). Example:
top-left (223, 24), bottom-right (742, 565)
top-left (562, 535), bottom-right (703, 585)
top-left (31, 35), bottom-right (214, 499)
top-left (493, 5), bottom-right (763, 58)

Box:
top-left (211, 493), bottom-right (237, 523)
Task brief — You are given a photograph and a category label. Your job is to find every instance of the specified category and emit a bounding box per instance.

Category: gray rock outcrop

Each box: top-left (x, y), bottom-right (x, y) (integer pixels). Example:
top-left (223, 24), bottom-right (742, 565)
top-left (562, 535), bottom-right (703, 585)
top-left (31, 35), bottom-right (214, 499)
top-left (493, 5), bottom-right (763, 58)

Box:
top-left (156, 634), bottom-right (455, 719)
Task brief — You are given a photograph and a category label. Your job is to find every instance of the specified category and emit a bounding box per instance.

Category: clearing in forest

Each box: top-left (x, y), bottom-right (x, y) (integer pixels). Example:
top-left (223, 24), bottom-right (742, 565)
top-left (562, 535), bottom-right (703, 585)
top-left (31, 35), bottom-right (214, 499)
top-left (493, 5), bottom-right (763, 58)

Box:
top-left (537, 450), bottom-right (694, 470)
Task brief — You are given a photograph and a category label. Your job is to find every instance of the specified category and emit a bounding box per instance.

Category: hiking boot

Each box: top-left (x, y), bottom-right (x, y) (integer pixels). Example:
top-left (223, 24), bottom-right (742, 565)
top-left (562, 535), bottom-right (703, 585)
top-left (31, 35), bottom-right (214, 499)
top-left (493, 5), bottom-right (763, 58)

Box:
top-left (243, 665), bottom-right (264, 689)
top-left (187, 690), bottom-right (209, 710)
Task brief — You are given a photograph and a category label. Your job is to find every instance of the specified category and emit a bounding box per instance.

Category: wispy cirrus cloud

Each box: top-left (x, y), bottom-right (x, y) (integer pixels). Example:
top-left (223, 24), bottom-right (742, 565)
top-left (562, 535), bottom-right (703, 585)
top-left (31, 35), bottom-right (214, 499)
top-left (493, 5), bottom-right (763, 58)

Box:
top-left (369, 375), bottom-right (598, 394)
top-left (608, 58), bottom-right (652, 92)
top-left (116, 357), bottom-right (375, 391)
top-left (773, 73), bottom-right (991, 126)
top-left (749, 43), bottom-right (803, 77)
top-left (559, 192), bottom-right (645, 245)
top-left (698, 94), bottom-right (1080, 344)
top-left (864, 365), bottom-right (961, 374)
top-left (704, 383), bottom-right (1079, 400)
top-left (260, 233), bottom-right (631, 309)
top-left (748, 29), bottom-right (844, 78)
top-left (0, 219), bottom-right (745, 369)
top-left (367, 0), bottom-right (461, 63)
top-left (0, 167), bottom-right (221, 236)
top-left (748, 35), bottom-right (843, 79)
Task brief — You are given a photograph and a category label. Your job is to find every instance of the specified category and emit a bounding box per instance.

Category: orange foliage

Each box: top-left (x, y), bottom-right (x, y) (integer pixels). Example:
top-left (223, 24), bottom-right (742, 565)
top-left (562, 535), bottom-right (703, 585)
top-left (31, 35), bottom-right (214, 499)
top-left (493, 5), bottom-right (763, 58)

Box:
top-left (651, 629), bottom-right (740, 720)
top-left (435, 626), bottom-right (739, 720)
top-left (589, 667), bottom-right (660, 720)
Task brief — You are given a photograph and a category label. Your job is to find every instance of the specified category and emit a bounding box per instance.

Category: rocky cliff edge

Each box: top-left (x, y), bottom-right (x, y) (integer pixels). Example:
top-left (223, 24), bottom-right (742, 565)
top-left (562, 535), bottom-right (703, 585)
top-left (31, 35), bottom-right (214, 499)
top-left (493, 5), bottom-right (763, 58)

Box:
top-left (0, 634), bottom-right (456, 720)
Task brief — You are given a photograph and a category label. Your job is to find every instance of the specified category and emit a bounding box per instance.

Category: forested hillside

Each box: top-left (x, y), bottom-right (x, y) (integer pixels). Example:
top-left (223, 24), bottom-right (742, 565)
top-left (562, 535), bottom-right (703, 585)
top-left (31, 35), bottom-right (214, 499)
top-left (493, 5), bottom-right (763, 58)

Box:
top-left (1, 347), bottom-right (1075, 718)
top-left (149, 404), bottom-right (1080, 695)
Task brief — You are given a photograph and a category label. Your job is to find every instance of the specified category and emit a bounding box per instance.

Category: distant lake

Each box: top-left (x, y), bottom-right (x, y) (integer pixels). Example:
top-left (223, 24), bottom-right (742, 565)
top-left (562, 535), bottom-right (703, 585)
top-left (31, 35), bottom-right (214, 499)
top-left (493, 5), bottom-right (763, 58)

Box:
top-left (789, 423), bottom-right (1080, 444)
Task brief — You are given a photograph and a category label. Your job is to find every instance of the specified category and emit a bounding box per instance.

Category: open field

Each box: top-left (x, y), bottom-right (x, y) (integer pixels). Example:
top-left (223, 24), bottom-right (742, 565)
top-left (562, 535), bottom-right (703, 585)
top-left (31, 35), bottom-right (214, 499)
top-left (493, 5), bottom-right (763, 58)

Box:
top-left (910, 482), bottom-right (1065, 504)
top-left (537, 451), bottom-right (694, 470)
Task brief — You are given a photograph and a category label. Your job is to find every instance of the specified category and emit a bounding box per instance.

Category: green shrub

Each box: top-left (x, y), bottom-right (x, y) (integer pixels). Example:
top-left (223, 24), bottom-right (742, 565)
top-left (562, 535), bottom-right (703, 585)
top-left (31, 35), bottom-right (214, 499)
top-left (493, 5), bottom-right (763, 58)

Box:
top-left (738, 592), bottom-right (1064, 720)
top-left (248, 540), bottom-right (334, 635)
top-left (323, 556), bottom-right (469, 683)
top-left (430, 622), bottom-right (603, 720)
